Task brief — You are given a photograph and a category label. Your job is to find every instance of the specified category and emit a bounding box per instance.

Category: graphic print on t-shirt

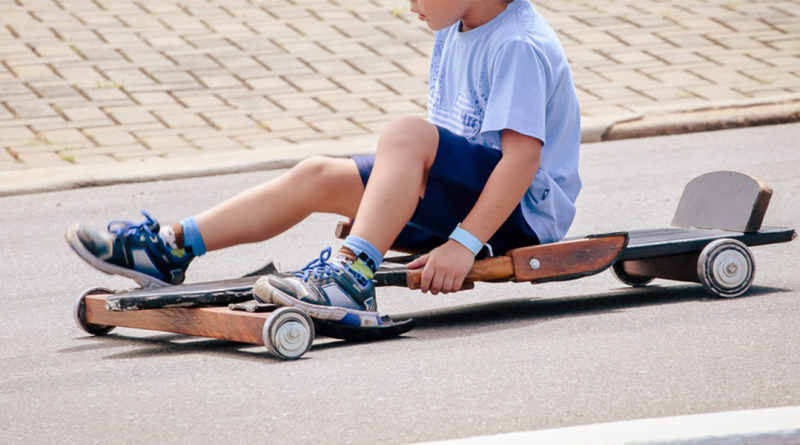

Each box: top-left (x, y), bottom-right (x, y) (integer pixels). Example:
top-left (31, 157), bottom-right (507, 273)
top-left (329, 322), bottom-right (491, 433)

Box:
top-left (428, 92), bottom-right (482, 139)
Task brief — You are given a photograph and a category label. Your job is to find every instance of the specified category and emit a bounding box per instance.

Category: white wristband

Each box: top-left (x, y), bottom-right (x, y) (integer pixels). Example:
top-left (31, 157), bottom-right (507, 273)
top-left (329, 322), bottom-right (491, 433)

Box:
top-left (449, 224), bottom-right (483, 256)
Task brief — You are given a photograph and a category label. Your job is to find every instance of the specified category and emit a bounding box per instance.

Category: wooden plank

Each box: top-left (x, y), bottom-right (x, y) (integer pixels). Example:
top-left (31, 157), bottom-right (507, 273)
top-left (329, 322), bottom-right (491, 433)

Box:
top-left (509, 234), bottom-right (628, 283)
top-left (84, 294), bottom-right (267, 345)
top-left (672, 171), bottom-right (772, 233)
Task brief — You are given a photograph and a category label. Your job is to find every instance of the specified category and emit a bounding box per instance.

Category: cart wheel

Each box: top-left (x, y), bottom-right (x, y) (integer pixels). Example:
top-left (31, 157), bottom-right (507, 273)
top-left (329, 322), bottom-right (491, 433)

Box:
top-left (263, 307), bottom-right (314, 360)
top-left (73, 287), bottom-right (116, 336)
top-left (611, 262), bottom-right (654, 287)
top-left (697, 239), bottom-right (755, 298)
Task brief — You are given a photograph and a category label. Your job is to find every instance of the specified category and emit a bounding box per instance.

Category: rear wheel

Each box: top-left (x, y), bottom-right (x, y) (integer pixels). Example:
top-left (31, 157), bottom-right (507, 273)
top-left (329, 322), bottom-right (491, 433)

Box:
top-left (697, 239), bottom-right (755, 298)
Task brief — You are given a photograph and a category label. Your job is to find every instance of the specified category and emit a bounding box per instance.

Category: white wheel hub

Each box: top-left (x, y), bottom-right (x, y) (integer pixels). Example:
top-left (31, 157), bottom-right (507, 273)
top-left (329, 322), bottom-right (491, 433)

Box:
top-left (712, 250), bottom-right (748, 288)
top-left (273, 320), bottom-right (311, 356)
top-left (264, 307), bottom-right (315, 360)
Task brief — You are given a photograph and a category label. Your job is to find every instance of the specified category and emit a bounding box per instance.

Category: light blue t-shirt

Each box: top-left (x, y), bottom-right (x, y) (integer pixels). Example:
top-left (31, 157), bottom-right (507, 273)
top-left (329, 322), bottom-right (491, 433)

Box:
top-left (427, 0), bottom-right (581, 244)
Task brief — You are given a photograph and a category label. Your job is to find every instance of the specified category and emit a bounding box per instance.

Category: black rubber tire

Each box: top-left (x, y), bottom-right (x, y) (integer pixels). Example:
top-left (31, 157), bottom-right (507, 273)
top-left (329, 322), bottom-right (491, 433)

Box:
top-left (697, 239), bottom-right (755, 298)
top-left (611, 262), bottom-right (655, 287)
top-left (73, 287), bottom-right (116, 336)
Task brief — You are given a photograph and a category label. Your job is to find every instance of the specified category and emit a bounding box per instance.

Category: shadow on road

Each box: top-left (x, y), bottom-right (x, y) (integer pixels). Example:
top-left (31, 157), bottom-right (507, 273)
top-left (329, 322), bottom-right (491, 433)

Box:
top-left (394, 284), bottom-right (790, 332)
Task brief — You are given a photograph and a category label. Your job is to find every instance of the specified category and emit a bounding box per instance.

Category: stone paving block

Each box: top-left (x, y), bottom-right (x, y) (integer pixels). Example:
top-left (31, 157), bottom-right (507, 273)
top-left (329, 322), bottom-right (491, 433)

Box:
top-left (83, 127), bottom-right (138, 146)
top-left (175, 94), bottom-right (226, 108)
top-left (683, 84), bottom-right (747, 101)
top-left (271, 96), bottom-right (323, 111)
top-left (370, 99), bottom-right (423, 114)
top-left (140, 135), bottom-right (193, 150)
top-left (323, 98), bottom-right (373, 113)
top-left (61, 106), bottom-right (109, 122)
top-left (191, 136), bottom-right (242, 151)
top-left (113, 149), bottom-right (166, 160)
top-left (245, 77), bottom-right (296, 92)
top-left (658, 32), bottom-right (717, 48)
top-left (261, 117), bottom-right (310, 132)
top-left (0, 149), bottom-right (18, 163)
top-left (15, 151), bottom-right (70, 166)
top-left (38, 128), bottom-right (91, 146)
top-left (107, 108), bottom-right (159, 125)
top-left (289, 77), bottom-right (339, 92)
top-left (121, 50), bottom-right (176, 68)
top-left (7, 101), bottom-right (59, 119)
top-left (70, 154), bottom-right (117, 165)
top-left (256, 56), bottom-right (314, 75)
top-left (131, 92), bottom-right (176, 106)
top-left (203, 113), bottom-right (258, 131)
top-left (82, 87), bottom-right (130, 103)
top-left (199, 75), bottom-right (244, 89)
top-left (603, 50), bottom-right (660, 64)
top-left (644, 69), bottom-right (710, 86)
top-left (766, 37), bottom-right (800, 51)
top-left (0, 127), bottom-right (36, 144)
top-left (333, 77), bottom-right (392, 94)
top-left (307, 118), bottom-right (362, 134)
top-left (10, 65), bottom-right (57, 79)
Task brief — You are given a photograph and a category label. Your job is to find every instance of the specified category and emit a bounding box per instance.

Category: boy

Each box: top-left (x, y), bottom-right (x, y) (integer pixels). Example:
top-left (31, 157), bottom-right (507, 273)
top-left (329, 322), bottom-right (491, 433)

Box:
top-left (67, 0), bottom-right (581, 327)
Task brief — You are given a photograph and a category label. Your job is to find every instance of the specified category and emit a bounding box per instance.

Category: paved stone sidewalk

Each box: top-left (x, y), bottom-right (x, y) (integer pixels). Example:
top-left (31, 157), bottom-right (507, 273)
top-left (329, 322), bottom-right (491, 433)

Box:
top-left (0, 0), bottom-right (799, 172)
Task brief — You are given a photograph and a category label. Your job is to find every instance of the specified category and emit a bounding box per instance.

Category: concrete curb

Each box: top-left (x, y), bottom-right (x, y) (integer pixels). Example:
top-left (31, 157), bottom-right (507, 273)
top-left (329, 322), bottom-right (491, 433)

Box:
top-left (2, 97), bottom-right (800, 198)
top-left (0, 137), bottom-right (378, 198)
top-left (602, 96), bottom-right (800, 142)
top-left (410, 406), bottom-right (800, 445)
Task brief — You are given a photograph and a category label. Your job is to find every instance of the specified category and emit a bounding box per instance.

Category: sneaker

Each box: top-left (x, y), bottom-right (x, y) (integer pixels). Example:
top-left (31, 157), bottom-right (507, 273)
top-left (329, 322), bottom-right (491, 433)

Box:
top-left (66, 210), bottom-right (193, 289)
top-left (254, 247), bottom-right (382, 327)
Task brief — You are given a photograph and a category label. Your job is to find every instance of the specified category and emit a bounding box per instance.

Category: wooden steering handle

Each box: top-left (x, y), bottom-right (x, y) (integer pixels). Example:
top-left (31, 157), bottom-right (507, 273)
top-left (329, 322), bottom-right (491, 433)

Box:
top-left (405, 256), bottom-right (515, 291)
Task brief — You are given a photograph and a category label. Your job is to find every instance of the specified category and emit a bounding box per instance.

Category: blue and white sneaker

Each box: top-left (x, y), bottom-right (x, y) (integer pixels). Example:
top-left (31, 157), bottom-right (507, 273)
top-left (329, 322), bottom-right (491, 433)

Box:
top-left (254, 247), bottom-right (382, 327)
top-left (66, 211), bottom-right (193, 289)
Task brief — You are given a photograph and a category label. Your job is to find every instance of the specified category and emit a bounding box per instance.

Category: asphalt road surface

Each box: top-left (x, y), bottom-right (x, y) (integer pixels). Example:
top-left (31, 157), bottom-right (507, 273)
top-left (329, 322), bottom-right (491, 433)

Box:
top-left (2, 124), bottom-right (799, 445)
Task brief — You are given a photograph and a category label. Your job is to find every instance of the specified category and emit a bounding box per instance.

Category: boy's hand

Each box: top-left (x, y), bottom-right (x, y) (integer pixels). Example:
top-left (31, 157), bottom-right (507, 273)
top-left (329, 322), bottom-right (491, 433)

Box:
top-left (407, 240), bottom-right (475, 295)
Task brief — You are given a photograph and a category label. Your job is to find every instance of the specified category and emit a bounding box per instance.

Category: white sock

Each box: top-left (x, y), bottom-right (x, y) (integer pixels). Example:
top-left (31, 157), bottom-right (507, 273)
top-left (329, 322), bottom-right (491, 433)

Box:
top-left (159, 225), bottom-right (178, 250)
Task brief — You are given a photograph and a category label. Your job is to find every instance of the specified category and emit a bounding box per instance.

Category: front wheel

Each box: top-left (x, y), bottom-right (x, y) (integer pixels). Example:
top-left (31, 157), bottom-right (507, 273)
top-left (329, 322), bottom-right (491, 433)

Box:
top-left (611, 262), bottom-right (654, 287)
top-left (263, 307), bottom-right (314, 360)
top-left (73, 287), bottom-right (116, 336)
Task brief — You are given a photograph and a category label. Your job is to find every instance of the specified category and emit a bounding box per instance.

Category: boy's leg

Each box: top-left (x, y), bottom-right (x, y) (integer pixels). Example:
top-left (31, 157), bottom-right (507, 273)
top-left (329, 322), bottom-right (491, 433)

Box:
top-left (256, 116), bottom-right (442, 326)
top-left (67, 157), bottom-right (366, 287)
top-left (350, 115), bottom-right (440, 253)
top-left (195, 156), bottom-right (365, 251)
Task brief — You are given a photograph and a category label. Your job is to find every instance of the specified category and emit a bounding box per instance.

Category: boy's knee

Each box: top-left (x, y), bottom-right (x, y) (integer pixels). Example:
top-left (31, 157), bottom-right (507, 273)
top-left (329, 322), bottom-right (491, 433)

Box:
top-left (291, 156), bottom-right (335, 183)
top-left (379, 116), bottom-right (438, 157)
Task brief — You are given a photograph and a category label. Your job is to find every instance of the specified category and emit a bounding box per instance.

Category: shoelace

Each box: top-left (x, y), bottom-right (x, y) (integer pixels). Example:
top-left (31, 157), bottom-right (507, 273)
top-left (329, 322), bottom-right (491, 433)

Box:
top-left (294, 247), bottom-right (343, 282)
top-left (107, 210), bottom-right (158, 238)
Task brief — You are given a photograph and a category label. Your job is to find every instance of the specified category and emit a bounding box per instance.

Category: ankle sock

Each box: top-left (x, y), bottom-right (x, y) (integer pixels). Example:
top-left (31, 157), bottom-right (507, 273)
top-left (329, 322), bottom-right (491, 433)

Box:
top-left (179, 217), bottom-right (207, 256)
top-left (341, 235), bottom-right (382, 275)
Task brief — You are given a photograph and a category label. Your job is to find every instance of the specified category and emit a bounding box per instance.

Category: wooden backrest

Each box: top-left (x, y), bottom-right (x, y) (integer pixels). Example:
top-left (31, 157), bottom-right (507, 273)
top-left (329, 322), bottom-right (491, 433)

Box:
top-left (672, 171), bottom-right (772, 233)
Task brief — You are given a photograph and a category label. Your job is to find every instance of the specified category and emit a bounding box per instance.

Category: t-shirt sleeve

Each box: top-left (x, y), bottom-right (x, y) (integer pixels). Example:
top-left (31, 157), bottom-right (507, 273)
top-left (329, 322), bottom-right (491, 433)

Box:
top-left (481, 39), bottom-right (548, 146)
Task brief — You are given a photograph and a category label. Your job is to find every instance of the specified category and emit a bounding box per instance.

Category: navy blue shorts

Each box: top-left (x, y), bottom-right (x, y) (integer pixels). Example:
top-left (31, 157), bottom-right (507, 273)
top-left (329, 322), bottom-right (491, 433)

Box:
top-left (351, 126), bottom-right (539, 255)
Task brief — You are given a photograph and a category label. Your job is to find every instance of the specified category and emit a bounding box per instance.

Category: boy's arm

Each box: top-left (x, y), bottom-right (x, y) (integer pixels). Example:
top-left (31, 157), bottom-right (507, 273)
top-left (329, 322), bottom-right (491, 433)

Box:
top-left (409, 129), bottom-right (542, 294)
